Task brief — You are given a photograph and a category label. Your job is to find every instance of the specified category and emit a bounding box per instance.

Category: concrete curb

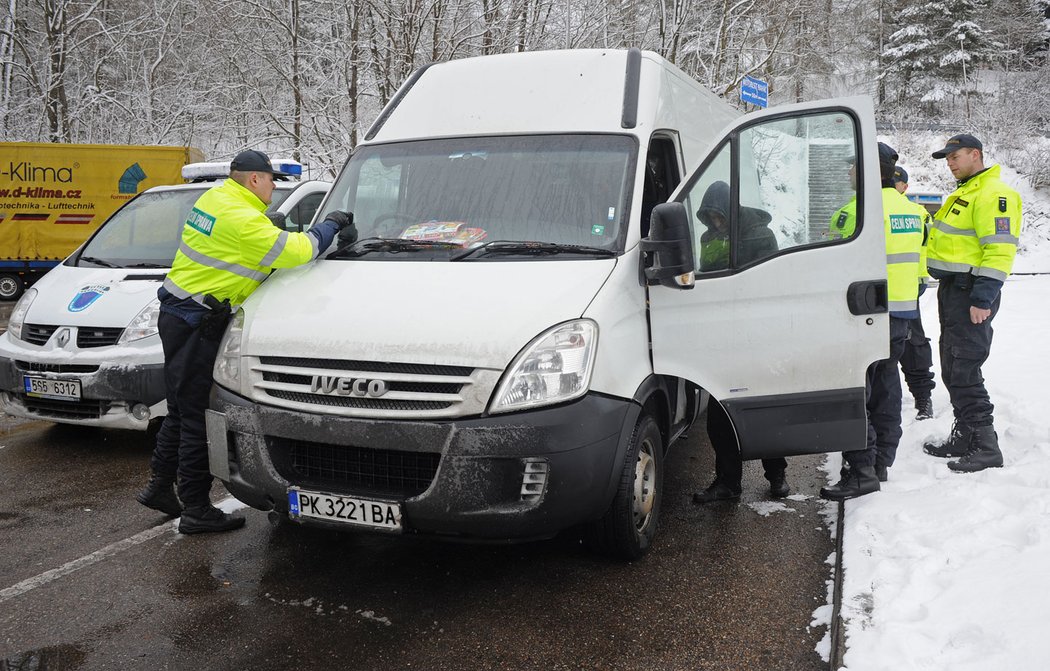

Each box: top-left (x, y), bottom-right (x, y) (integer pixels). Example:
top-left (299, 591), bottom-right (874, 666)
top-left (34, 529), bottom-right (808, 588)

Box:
top-left (828, 500), bottom-right (847, 670)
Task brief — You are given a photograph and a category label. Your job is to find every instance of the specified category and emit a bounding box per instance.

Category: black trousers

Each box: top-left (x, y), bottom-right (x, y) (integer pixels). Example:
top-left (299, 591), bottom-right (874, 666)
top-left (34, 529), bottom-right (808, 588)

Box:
top-left (845, 317), bottom-right (908, 470)
top-left (706, 400), bottom-right (785, 488)
top-left (900, 312), bottom-right (935, 399)
top-left (149, 311), bottom-right (224, 507)
top-left (937, 276), bottom-right (999, 427)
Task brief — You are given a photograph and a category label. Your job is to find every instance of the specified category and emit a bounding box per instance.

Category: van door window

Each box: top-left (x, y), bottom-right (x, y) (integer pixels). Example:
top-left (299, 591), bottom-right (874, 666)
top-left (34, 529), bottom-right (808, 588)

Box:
top-left (682, 111), bottom-right (858, 273)
top-left (286, 192), bottom-right (325, 231)
top-left (640, 136), bottom-right (682, 237)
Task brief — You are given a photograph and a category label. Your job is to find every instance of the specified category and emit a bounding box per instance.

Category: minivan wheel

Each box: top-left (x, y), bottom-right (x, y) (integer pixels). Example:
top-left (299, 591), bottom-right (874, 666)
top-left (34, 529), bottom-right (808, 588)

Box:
top-left (0, 274), bottom-right (24, 301)
top-left (585, 413), bottom-right (664, 560)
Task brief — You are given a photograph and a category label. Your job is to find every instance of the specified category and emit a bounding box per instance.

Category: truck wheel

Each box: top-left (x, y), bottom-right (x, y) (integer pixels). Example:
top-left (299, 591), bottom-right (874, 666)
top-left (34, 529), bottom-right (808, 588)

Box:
top-left (0, 274), bottom-right (24, 301)
top-left (586, 413), bottom-right (664, 560)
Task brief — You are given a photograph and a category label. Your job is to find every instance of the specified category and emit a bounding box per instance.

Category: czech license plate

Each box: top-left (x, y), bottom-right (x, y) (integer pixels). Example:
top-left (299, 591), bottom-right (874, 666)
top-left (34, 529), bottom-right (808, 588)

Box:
top-left (288, 488), bottom-right (402, 531)
top-left (23, 376), bottom-right (82, 401)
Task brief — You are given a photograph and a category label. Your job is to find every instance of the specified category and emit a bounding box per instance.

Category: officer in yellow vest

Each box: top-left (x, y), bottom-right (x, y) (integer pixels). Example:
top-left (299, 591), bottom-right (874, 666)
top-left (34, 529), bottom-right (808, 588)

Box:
top-left (893, 166), bottom-right (937, 420)
top-left (921, 134), bottom-right (1022, 472)
top-left (137, 149), bottom-right (355, 533)
top-left (822, 142), bottom-right (925, 500)
top-left (828, 156), bottom-right (858, 240)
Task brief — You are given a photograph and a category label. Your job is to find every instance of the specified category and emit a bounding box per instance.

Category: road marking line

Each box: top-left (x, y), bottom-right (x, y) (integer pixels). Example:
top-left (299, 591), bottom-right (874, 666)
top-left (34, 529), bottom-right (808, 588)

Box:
top-left (0, 496), bottom-right (247, 604)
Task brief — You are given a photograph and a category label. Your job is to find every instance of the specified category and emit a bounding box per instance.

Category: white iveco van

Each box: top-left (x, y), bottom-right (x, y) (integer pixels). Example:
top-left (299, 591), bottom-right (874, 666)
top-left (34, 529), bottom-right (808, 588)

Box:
top-left (206, 49), bottom-right (890, 558)
top-left (0, 161), bottom-right (330, 431)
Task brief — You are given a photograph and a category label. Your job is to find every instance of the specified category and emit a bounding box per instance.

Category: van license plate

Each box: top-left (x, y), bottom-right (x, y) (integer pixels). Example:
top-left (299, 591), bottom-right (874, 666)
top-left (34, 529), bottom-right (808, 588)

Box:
top-left (23, 376), bottom-right (82, 401)
top-left (288, 488), bottom-right (402, 531)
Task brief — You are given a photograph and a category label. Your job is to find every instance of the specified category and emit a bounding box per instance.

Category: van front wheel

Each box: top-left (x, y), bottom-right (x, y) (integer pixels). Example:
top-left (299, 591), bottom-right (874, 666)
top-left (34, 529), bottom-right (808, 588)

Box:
top-left (586, 413), bottom-right (663, 560)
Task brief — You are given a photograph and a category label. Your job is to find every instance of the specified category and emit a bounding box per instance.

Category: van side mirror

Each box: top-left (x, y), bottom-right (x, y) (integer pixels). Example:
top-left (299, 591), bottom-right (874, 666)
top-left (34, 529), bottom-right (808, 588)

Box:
top-left (640, 202), bottom-right (696, 289)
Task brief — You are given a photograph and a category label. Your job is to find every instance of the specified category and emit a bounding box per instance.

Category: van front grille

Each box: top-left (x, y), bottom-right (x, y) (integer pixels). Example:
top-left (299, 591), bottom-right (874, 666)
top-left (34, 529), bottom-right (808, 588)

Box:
top-left (77, 327), bottom-right (124, 348)
top-left (19, 395), bottom-right (111, 420)
top-left (268, 437), bottom-right (440, 498)
top-left (22, 324), bottom-right (58, 346)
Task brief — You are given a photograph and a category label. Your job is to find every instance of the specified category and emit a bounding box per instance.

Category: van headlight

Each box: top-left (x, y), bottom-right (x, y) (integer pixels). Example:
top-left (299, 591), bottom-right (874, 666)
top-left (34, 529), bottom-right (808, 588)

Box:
top-left (213, 310), bottom-right (244, 392)
top-left (490, 320), bottom-right (598, 414)
top-left (7, 288), bottom-right (38, 341)
top-left (117, 299), bottom-right (160, 344)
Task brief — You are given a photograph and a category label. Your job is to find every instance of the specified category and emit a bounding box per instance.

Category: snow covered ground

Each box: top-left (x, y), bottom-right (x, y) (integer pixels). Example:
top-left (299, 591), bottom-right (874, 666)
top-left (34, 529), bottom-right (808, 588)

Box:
top-left (824, 149), bottom-right (1050, 670)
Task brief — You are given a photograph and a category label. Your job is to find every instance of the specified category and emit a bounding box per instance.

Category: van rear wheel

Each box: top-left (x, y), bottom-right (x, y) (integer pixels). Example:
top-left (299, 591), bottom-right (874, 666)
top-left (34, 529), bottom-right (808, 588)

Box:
top-left (0, 274), bottom-right (24, 301)
top-left (585, 413), bottom-right (663, 560)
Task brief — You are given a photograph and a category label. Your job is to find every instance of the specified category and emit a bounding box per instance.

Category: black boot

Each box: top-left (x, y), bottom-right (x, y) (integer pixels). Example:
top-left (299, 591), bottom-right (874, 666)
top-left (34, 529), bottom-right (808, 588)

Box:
top-left (923, 421), bottom-right (973, 458)
top-left (178, 504), bottom-right (246, 534)
top-left (915, 397), bottom-right (933, 421)
top-left (767, 472), bottom-right (790, 498)
top-left (948, 425), bottom-right (1003, 473)
top-left (692, 480), bottom-right (741, 504)
top-left (874, 464), bottom-right (888, 482)
top-left (820, 465), bottom-right (880, 501)
top-left (136, 474), bottom-right (182, 517)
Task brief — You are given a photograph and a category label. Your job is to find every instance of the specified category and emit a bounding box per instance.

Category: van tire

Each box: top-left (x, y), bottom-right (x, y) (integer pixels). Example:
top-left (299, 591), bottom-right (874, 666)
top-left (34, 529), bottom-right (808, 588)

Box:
top-left (0, 274), bottom-right (24, 301)
top-left (585, 413), bottom-right (663, 560)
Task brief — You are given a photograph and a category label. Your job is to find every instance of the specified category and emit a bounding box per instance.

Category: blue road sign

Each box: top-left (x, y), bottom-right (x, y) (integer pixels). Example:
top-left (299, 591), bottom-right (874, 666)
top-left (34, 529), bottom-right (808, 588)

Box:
top-left (741, 75), bottom-right (768, 108)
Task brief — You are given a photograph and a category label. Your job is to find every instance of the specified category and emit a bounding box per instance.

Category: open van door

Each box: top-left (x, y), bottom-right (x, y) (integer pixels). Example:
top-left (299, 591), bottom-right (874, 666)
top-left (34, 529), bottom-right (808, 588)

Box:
top-left (645, 96), bottom-right (888, 459)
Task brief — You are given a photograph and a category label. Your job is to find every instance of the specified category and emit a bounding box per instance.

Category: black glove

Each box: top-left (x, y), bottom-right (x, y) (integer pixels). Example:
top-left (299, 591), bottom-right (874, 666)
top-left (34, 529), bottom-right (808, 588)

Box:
top-left (337, 222), bottom-right (359, 248)
top-left (325, 210), bottom-right (354, 230)
top-left (200, 296), bottom-right (232, 341)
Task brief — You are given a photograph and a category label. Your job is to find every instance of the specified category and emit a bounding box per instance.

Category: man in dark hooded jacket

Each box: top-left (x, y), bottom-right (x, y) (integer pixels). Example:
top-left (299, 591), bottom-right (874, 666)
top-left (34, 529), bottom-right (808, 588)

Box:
top-left (691, 181), bottom-right (788, 503)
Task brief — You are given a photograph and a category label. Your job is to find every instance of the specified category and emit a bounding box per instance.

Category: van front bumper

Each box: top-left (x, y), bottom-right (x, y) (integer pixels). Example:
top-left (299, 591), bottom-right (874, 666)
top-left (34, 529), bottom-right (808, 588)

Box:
top-left (208, 385), bottom-right (639, 541)
top-left (0, 334), bottom-right (166, 430)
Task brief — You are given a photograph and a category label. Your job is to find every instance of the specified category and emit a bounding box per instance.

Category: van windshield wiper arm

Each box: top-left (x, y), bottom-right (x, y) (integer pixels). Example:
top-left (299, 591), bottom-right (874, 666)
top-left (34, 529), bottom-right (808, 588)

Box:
top-left (326, 237), bottom-right (465, 259)
top-left (124, 262), bottom-right (168, 268)
top-left (79, 255), bottom-right (119, 268)
top-left (451, 240), bottom-right (618, 261)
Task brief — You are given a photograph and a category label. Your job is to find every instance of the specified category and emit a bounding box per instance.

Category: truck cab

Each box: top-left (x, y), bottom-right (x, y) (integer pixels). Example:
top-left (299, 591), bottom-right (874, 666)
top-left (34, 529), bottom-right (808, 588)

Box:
top-left (205, 49), bottom-right (888, 558)
top-left (0, 161), bottom-right (330, 431)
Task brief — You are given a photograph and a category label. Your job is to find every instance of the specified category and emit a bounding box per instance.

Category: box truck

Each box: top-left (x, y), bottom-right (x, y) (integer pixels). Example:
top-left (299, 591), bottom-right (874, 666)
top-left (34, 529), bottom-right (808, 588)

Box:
top-left (0, 143), bottom-right (204, 300)
top-left (205, 49), bottom-right (890, 558)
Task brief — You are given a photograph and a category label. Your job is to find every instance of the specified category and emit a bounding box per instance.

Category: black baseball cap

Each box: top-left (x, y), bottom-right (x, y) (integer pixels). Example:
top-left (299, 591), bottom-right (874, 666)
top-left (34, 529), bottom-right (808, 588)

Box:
top-left (931, 134), bottom-right (982, 159)
top-left (893, 166), bottom-right (909, 184)
top-left (230, 149), bottom-right (290, 176)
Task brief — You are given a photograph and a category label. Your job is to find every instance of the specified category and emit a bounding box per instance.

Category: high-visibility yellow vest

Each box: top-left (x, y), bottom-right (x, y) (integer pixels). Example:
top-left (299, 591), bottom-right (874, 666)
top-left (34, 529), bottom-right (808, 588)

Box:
top-left (163, 178), bottom-right (321, 306)
top-left (928, 164), bottom-right (1022, 282)
top-left (882, 187), bottom-right (925, 316)
top-left (829, 196), bottom-right (857, 240)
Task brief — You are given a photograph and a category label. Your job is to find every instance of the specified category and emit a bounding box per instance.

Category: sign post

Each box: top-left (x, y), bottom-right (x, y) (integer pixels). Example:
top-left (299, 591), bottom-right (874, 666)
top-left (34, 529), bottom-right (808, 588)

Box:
top-left (740, 75), bottom-right (769, 108)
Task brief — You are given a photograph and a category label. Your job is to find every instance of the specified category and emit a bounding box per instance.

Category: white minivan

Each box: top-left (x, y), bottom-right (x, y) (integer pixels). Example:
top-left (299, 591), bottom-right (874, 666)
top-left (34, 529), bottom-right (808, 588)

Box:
top-left (205, 50), bottom-right (890, 558)
top-left (0, 162), bottom-right (330, 431)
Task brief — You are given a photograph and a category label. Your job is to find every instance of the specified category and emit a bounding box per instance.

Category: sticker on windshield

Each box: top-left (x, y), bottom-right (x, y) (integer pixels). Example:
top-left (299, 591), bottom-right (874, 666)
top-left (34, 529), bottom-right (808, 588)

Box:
top-left (68, 284), bottom-right (110, 312)
top-left (607, 207), bottom-right (616, 221)
top-left (591, 225), bottom-right (606, 236)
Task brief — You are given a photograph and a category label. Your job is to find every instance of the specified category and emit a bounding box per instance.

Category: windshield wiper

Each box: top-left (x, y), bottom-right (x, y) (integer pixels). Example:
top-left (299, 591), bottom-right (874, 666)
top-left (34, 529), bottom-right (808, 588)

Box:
top-left (124, 262), bottom-right (168, 268)
top-left (79, 255), bottom-right (119, 268)
top-left (326, 237), bottom-right (464, 259)
top-left (451, 240), bottom-right (617, 261)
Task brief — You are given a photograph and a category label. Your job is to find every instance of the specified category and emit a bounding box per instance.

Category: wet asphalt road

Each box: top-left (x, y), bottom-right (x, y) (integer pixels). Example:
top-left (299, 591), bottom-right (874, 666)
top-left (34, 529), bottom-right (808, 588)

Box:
top-left (0, 413), bottom-right (836, 671)
top-left (0, 299), bottom-right (836, 671)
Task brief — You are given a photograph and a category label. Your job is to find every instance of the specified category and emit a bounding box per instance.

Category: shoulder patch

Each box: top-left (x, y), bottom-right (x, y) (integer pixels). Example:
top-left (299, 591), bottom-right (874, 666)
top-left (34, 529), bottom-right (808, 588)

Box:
top-left (995, 217), bottom-right (1011, 234)
top-left (186, 207), bottom-right (216, 236)
top-left (999, 197), bottom-right (1007, 213)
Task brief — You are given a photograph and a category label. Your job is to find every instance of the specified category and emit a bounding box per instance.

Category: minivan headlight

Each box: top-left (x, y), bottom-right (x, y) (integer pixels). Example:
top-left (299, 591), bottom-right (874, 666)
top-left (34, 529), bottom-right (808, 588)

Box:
top-left (213, 310), bottom-right (244, 392)
top-left (7, 288), bottom-right (38, 341)
top-left (117, 299), bottom-right (160, 344)
top-left (490, 320), bottom-right (598, 414)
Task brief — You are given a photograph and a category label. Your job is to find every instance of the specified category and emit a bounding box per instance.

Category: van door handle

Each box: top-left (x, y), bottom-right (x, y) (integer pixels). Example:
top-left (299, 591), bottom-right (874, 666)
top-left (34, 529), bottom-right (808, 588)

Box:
top-left (846, 280), bottom-right (888, 315)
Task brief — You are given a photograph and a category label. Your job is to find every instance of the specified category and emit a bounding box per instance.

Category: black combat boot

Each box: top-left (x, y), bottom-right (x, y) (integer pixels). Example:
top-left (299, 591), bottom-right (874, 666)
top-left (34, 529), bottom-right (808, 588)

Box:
top-left (915, 397), bottom-right (933, 421)
top-left (922, 421), bottom-right (973, 458)
top-left (874, 464), bottom-right (888, 482)
top-left (767, 472), bottom-right (790, 498)
top-left (692, 480), bottom-right (741, 504)
top-left (136, 474), bottom-right (182, 517)
top-left (178, 504), bottom-right (246, 534)
top-left (820, 465), bottom-right (880, 501)
top-left (948, 425), bottom-right (1003, 473)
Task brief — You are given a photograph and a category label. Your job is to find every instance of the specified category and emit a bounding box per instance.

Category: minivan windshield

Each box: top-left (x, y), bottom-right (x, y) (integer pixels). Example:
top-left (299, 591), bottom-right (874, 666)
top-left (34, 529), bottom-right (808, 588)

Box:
top-left (75, 184), bottom-right (295, 268)
top-left (320, 134), bottom-right (636, 260)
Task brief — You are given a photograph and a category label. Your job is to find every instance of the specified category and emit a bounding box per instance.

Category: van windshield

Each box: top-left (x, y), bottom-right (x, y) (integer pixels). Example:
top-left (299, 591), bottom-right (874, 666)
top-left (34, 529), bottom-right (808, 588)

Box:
top-left (321, 134), bottom-right (636, 259)
top-left (75, 185), bottom-right (294, 267)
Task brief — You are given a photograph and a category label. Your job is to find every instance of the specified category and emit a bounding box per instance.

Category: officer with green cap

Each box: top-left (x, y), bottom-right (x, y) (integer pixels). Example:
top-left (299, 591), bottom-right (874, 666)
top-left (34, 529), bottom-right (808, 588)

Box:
top-left (922, 134), bottom-right (1022, 472)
